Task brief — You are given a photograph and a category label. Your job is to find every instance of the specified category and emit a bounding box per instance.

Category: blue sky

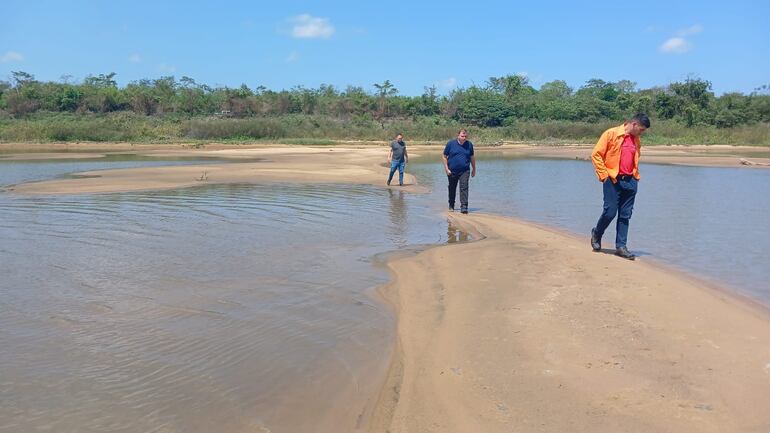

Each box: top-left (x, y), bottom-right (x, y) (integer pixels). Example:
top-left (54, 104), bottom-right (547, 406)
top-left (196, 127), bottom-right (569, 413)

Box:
top-left (2, 0), bottom-right (768, 95)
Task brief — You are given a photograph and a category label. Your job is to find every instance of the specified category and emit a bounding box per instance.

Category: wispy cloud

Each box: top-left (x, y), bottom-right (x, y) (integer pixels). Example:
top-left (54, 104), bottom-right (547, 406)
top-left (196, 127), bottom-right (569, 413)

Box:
top-left (677, 24), bottom-right (703, 36)
top-left (286, 51), bottom-right (300, 63)
top-left (288, 14), bottom-right (335, 39)
top-left (128, 53), bottom-right (142, 63)
top-left (159, 63), bottom-right (176, 73)
top-left (660, 24), bottom-right (703, 55)
top-left (1, 51), bottom-right (24, 63)
top-left (436, 77), bottom-right (457, 89)
top-left (660, 37), bottom-right (692, 54)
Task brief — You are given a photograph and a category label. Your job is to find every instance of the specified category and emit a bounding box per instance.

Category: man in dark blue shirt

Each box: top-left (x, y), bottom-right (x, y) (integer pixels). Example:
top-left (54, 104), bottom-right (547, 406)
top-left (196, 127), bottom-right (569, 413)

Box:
top-left (442, 129), bottom-right (476, 214)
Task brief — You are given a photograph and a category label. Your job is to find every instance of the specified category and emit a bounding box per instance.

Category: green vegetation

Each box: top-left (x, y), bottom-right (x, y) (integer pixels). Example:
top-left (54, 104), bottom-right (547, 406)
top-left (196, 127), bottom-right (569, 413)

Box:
top-left (1, 71), bottom-right (768, 145)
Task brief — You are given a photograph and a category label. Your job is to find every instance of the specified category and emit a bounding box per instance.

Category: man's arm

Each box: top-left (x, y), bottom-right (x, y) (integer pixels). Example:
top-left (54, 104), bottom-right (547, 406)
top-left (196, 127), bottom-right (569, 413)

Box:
top-left (388, 148), bottom-right (393, 162)
top-left (403, 147), bottom-right (408, 163)
top-left (470, 155), bottom-right (476, 177)
top-left (442, 154), bottom-right (451, 175)
top-left (591, 130), bottom-right (611, 182)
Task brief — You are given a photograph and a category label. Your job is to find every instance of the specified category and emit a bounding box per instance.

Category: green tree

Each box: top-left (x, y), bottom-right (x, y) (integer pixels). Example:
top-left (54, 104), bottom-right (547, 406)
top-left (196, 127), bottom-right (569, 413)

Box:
top-left (577, 79), bottom-right (619, 102)
top-left (373, 80), bottom-right (398, 118)
top-left (487, 74), bottom-right (531, 99)
top-left (58, 86), bottom-right (83, 111)
top-left (455, 87), bottom-right (513, 127)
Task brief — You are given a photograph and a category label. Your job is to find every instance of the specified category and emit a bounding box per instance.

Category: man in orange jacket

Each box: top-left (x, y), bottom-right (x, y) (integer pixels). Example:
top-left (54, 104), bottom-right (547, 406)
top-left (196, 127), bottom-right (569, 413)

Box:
top-left (590, 113), bottom-right (651, 260)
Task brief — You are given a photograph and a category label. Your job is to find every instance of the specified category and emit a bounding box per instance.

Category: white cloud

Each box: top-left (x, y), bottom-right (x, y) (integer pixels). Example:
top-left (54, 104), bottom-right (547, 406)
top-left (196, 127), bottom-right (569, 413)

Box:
top-left (436, 77), bottom-right (457, 89)
top-left (288, 14), bottom-right (335, 39)
top-left (129, 53), bottom-right (142, 63)
top-left (659, 24), bottom-right (702, 55)
top-left (1, 51), bottom-right (24, 63)
top-left (286, 51), bottom-right (299, 63)
top-left (159, 63), bottom-right (176, 73)
top-left (660, 37), bottom-right (692, 54)
top-left (677, 24), bottom-right (703, 36)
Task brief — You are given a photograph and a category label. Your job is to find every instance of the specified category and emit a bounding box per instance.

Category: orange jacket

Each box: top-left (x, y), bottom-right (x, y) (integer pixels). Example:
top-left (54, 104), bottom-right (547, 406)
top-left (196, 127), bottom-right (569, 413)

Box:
top-left (591, 124), bottom-right (641, 182)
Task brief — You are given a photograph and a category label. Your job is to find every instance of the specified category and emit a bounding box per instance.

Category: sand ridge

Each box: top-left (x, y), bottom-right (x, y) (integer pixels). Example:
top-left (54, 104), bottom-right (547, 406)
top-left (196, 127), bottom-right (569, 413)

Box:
top-left (369, 212), bottom-right (770, 433)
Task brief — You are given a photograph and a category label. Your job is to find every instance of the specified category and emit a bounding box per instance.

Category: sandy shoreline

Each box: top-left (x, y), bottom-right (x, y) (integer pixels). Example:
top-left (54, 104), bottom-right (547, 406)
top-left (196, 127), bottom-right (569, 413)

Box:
top-left (3, 143), bottom-right (769, 195)
top-left (370, 213), bottom-right (770, 433)
top-left (4, 144), bottom-right (770, 432)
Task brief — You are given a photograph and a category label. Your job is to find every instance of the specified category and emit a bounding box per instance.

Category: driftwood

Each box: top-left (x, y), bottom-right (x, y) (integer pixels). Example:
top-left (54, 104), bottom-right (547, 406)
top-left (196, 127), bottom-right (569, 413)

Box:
top-left (739, 158), bottom-right (770, 166)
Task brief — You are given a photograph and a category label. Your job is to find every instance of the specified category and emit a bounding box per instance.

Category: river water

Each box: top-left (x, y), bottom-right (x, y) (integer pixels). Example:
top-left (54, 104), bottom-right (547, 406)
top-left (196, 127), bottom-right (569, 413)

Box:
top-left (1, 152), bottom-right (768, 432)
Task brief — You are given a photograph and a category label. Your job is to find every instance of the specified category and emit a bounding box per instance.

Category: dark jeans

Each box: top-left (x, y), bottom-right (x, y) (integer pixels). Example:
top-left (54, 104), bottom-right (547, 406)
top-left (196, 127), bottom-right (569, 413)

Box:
top-left (447, 170), bottom-right (470, 209)
top-left (594, 175), bottom-right (638, 248)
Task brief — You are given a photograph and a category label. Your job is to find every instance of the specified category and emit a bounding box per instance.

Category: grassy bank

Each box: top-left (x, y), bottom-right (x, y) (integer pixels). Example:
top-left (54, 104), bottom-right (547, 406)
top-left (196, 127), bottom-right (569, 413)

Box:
top-left (1, 113), bottom-right (768, 146)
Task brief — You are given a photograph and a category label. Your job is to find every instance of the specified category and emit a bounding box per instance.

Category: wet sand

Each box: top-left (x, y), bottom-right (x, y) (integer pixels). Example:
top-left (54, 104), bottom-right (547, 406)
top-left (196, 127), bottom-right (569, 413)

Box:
top-left (370, 213), bottom-right (770, 433)
top-left (7, 147), bottom-right (421, 194)
top-left (495, 143), bottom-right (770, 168)
top-left (5, 143), bottom-right (769, 195)
top-left (5, 143), bottom-right (770, 432)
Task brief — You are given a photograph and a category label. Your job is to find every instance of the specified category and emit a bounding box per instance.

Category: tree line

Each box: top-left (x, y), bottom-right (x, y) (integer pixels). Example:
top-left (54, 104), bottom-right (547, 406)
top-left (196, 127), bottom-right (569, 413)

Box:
top-left (1, 71), bottom-right (769, 129)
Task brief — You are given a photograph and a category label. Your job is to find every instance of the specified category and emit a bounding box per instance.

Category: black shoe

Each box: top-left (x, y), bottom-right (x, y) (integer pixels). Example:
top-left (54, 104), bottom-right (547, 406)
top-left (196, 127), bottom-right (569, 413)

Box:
top-left (590, 228), bottom-right (601, 251)
top-left (387, 180), bottom-right (391, 186)
top-left (461, 207), bottom-right (468, 214)
top-left (615, 247), bottom-right (636, 260)
top-left (449, 205), bottom-right (455, 211)
top-left (399, 183), bottom-right (403, 186)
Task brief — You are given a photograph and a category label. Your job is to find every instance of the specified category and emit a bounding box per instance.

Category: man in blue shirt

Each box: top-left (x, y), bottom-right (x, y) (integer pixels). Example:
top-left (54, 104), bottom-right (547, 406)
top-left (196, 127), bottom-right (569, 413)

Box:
top-left (442, 129), bottom-right (476, 214)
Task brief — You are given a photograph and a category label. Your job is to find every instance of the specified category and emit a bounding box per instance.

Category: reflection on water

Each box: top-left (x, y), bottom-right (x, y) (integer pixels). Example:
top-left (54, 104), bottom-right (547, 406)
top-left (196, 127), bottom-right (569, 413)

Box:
top-left (447, 221), bottom-right (470, 243)
top-left (387, 189), bottom-right (408, 247)
top-left (410, 155), bottom-right (770, 302)
top-left (0, 172), bottom-right (454, 433)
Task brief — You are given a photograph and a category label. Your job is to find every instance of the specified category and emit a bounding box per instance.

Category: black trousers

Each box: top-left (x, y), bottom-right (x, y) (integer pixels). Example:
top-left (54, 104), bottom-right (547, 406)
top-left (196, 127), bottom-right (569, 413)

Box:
top-left (447, 170), bottom-right (470, 209)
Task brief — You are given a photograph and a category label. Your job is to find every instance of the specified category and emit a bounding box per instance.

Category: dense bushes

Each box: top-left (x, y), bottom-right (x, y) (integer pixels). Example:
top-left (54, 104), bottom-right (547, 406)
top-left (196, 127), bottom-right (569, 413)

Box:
top-left (1, 72), bottom-right (768, 144)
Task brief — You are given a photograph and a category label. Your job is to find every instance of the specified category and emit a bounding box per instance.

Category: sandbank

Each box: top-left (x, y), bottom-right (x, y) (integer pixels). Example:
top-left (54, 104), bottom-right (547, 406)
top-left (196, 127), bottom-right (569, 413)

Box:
top-left (6, 147), bottom-right (422, 194)
top-left (494, 143), bottom-right (770, 168)
top-left (4, 143), bottom-right (769, 195)
top-left (369, 213), bottom-right (770, 433)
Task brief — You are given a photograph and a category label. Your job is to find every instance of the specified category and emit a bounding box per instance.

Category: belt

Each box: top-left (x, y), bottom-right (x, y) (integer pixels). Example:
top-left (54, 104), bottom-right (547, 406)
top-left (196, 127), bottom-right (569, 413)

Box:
top-left (617, 174), bottom-right (634, 180)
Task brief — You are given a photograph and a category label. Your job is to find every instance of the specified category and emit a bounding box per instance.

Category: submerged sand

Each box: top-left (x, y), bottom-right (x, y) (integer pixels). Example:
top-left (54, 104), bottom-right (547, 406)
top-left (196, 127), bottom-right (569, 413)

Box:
top-left (4, 143), bottom-right (770, 432)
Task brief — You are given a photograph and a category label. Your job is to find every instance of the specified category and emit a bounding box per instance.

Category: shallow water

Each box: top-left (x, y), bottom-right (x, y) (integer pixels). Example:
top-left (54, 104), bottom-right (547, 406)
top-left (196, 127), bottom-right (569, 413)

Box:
top-left (410, 153), bottom-right (770, 302)
top-left (0, 157), bottom-right (453, 433)
top-left (0, 153), bottom-right (258, 187)
top-left (2, 153), bottom-right (769, 432)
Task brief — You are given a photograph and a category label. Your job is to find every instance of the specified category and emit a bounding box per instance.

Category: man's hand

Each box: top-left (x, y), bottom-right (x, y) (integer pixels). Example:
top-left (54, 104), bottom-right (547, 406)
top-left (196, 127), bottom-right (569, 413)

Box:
top-left (471, 168), bottom-right (476, 178)
top-left (445, 168), bottom-right (452, 176)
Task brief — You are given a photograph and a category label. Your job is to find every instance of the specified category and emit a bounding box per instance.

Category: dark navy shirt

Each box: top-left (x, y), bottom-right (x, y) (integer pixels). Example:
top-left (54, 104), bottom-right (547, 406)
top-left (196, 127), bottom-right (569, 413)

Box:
top-left (443, 139), bottom-right (474, 173)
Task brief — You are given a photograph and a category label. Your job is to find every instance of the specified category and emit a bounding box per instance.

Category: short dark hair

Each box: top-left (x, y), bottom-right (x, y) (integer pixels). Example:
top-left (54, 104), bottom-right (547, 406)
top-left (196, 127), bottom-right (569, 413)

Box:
top-left (631, 113), bottom-right (651, 129)
top-left (395, 133), bottom-right (403, 137)
top-left (458, 128), bottom-right (468, 134)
